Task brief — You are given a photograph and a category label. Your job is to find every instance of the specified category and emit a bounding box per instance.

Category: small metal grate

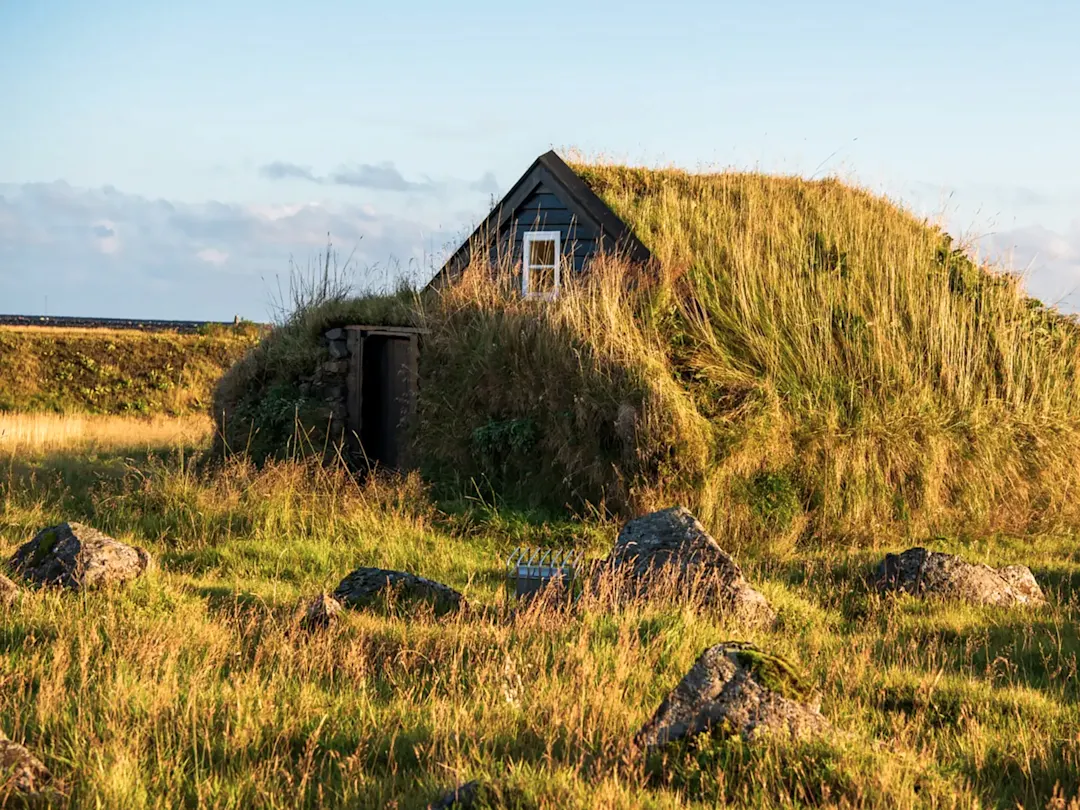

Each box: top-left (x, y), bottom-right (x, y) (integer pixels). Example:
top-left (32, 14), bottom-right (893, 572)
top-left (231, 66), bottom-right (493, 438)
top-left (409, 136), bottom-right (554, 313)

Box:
top-left (506, 547), bottom-right (585, 598)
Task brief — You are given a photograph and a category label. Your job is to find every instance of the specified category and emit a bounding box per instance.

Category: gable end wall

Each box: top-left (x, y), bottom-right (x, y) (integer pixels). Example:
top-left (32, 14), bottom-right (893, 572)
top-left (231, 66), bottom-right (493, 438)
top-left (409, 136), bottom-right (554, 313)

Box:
top-left (489, 183), bottom-right (601, 275)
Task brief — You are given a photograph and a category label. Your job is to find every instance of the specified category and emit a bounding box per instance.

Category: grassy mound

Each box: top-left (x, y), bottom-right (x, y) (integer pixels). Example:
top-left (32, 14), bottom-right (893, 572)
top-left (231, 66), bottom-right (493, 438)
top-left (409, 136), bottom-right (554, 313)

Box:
top-left (0, 324), bottom-right (262, 416)
top-left (218, 160), bottom-right (1080, 545)
top-left (212, 291), bottom-right (417, 462)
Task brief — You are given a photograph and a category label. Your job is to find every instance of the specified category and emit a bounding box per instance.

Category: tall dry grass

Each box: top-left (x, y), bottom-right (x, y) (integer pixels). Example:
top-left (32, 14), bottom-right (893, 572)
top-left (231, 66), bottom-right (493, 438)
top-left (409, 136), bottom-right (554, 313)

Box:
top-left (0, 412), bottom-right (213, 454)
top-left (413, 164), bottom-right (1080, 551)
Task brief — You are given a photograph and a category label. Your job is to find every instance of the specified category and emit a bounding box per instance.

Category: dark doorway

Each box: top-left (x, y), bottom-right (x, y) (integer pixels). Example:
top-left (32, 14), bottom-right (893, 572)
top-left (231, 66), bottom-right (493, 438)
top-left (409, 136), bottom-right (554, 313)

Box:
top-left (348, 327), bottom-right (422, 471)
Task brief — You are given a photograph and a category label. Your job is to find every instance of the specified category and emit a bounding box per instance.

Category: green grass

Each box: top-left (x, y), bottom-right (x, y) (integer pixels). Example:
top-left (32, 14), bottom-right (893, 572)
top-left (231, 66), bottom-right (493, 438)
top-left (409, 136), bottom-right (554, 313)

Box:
top-left (0, 324), bottom-right (262, 416)
top-left (2, 433), bottom-right (1078, 808)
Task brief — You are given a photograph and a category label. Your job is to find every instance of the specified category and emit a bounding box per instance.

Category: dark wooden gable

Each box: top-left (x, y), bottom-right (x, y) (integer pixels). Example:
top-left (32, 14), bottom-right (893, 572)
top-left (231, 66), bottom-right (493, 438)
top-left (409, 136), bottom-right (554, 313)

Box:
top-left (427, 150), bottom-right (651, 290)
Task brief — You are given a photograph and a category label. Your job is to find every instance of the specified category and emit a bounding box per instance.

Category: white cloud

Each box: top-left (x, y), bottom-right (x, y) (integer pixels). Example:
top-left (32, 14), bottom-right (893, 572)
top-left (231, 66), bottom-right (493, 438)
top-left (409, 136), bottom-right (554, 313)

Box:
top-left (195, 247), bottom-right (229, 265)
top-left (0, 181), bottom-right (457, 320)
top-left (93, 219), bottom-right (120, 254)
top-left (979, 221), bottom-right (1080, 311)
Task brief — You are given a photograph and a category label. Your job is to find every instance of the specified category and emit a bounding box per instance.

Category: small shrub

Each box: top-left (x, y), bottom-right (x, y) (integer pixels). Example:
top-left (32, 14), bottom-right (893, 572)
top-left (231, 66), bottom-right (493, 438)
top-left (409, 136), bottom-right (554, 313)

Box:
top-left (744, 471), bottom-right (801, 532)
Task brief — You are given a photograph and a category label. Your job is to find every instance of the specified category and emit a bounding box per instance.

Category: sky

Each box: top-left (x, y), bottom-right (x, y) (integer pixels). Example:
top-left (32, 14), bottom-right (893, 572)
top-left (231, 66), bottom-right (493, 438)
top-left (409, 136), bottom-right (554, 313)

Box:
top-left (2, 0), bottom-right (1078, 320)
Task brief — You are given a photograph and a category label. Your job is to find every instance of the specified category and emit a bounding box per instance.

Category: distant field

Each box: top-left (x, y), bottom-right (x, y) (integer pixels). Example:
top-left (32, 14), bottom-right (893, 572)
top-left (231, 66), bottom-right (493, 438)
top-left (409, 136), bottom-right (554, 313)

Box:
top-left (0, 322), bottom-right (261, 415)
top-left (0, 314), bottom-right (266, 334)
top-left (0, 411), bottom-right (212, 453)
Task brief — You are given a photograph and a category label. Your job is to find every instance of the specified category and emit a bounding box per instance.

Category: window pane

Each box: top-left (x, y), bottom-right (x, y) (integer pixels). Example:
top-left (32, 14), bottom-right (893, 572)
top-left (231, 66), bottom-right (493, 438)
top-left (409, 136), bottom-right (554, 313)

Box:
top-left (527, 264), bottom-right (556, 295)
top-left (527, 237), bottom-right (556, 267)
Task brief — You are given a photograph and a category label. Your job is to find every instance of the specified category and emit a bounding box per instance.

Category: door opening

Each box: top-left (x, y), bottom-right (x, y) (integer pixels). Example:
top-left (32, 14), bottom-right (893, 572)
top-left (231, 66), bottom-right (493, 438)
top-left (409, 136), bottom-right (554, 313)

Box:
top-left (348, 327), bottom-right (421, 471)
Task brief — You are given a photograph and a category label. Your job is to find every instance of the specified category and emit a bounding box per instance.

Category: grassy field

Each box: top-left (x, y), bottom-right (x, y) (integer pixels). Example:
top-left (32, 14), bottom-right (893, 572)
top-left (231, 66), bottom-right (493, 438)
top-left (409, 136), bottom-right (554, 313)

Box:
top-left (0, 324), bottom-right (262, 416)
top-left (2, 414), bottom-right (1078, 809)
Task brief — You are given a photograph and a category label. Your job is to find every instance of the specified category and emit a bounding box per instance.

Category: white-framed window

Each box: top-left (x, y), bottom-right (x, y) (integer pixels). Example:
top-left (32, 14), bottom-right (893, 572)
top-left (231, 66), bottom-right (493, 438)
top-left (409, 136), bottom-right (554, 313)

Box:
top-left (522, 231), bottom-right (561, 300)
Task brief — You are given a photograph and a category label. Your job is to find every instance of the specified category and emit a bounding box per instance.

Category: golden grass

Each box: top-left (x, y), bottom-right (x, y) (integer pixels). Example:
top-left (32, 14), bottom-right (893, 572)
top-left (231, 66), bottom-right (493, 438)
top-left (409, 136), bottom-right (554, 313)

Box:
top-left (212, 159), bottom-right (1080, 548)
top-left (0, 412), bottom-right (213, 454)
top-left (1, 439), bottom-right (1077, 808)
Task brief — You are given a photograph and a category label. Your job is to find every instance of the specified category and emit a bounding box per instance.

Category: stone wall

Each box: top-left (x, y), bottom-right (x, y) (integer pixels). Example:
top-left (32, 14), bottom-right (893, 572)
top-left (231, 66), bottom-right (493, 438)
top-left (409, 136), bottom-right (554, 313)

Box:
top-left (297, 327), bottom-right (352, 449)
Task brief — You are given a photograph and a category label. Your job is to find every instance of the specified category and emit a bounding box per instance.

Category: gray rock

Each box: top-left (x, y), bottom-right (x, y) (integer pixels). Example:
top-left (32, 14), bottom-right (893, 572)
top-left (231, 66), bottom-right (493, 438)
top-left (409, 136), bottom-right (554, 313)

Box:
top-left (301, 592), bottom-right (344, 631)
top-left (428, 780), bottom-right (481, 809)
top-left (596, 506), bottom-right (775, 625)
top-left (333, 567), bottom-right (465, 616)
top-left (0, 729), bottom-right (53, 804)
top-left (324, 327), bottom-right (345, 341)
top-left (0, 574), bottom-right (17, 606)
top-left (321, 359), bottom-right (349, 374)
top-left (997, 565), bottom-right (1046, 604)
top-left (635, 642), bottom-right (829, 751)
top-left (10, 522), bottom-right (152, 591)
top-left (874, 547), bottom-right (1046, 607)
top-left (328, 339), bottom-right (349, 360)
top-left (322, 385), bottom-right (345, 401)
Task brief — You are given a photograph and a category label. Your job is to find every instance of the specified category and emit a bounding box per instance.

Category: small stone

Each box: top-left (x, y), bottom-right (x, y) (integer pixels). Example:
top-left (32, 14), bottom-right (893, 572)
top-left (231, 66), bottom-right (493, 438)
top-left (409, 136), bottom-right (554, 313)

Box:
top-left (10, 522), bottom-right (153, 591)
top-left (0, 729), bottom-right (53, 803)
top-left (321, 359), bottom-right (349, 374)
top-left (301, 592), bottom-right (344, 631)
top-left (874, 547), bottom-right (1047, 607)
top-left (635, 642), bottom-right (829, 751)
top-left (595, 506), bottom-right (775, 625)
top-left (0, 574), bottom-right (17, 606)
top-left (334, 567), bottom-right (465, 616)
top-left (328, 339), bottom-right (349, 359)
top-left (324, 327), bottom-right (344, 341)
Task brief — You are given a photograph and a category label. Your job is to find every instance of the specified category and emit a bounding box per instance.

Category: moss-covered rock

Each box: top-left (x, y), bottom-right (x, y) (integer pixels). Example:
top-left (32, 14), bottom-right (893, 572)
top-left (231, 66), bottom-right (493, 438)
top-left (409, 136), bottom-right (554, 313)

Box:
top-left (635, 641), bottom-right (828, 750)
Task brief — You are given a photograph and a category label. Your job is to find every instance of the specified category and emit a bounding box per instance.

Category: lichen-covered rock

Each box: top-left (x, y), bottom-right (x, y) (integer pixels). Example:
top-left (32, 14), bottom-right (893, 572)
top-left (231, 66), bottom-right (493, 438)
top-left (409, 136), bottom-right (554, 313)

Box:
top-left (997, 565), bottom-right (1046, 604)
top-left (333, 567), bottom-right (465, 615)
top-left (301, 592), bottom-right (344, 631)
top-left (9, 522), bottom-right (153, 591)
top-left (635, 642), bottom-right (829, 750)
top-left (0, 729), bottom-right (53, 804)
top-left (874, 547), bottom-right (1046, 607)
top-left (0, 574), bottom-right (18, 606)
top-left (596, 506), bottom-right (775, 625)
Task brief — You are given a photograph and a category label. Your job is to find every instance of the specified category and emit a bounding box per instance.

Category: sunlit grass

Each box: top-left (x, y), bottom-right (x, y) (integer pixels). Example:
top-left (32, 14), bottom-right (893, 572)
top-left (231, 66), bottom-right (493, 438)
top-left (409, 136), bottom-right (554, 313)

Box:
top-left (0, 412), bottom-right (213, 454)
top-left (1, 420), bottom-right (1078, 808)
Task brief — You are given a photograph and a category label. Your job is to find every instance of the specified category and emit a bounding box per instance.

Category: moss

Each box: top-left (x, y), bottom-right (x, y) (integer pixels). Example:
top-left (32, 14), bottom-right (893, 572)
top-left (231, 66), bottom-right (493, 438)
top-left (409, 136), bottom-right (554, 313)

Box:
top-left (30, 527), bottom-right (59, 567)
top-left (730, 642), bottom-right (813, 702)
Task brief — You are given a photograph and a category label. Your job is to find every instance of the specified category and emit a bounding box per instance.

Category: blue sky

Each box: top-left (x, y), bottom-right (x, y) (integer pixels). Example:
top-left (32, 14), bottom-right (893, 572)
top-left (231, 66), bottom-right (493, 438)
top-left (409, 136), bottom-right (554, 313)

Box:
top-left (2, 0), bottom-right (1078, 319)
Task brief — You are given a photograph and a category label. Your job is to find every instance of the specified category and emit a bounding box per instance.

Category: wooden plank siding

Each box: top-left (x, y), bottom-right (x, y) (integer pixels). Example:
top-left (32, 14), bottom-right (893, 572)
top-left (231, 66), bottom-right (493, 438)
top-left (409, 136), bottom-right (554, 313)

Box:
top-left (486, 183), bottom-right (602, 276)
top-left (431, 151), bottom-right (652, 291)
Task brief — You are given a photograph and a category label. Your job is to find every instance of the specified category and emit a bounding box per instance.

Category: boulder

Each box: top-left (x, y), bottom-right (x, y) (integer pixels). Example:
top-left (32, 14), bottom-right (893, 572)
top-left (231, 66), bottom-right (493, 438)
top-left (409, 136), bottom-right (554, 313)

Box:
top-left (428, 780), bottom-right (482, 809)
top-left (596, 506), bottom-right (775, 625)
top-left (874, 547), bottom-right (1046, 607)
top-left (333, 567), bottom-right (465, 616)
top-left (0, 574), bottom-right (18, 606)
top-left (0, 730), bottom-right (53, 804)
top-left (635, 642), bottom-right (829, 751)
top-left (9, 522), bottom-right (152, 591)
top-left (301, 592), bottom-right (344, 631)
